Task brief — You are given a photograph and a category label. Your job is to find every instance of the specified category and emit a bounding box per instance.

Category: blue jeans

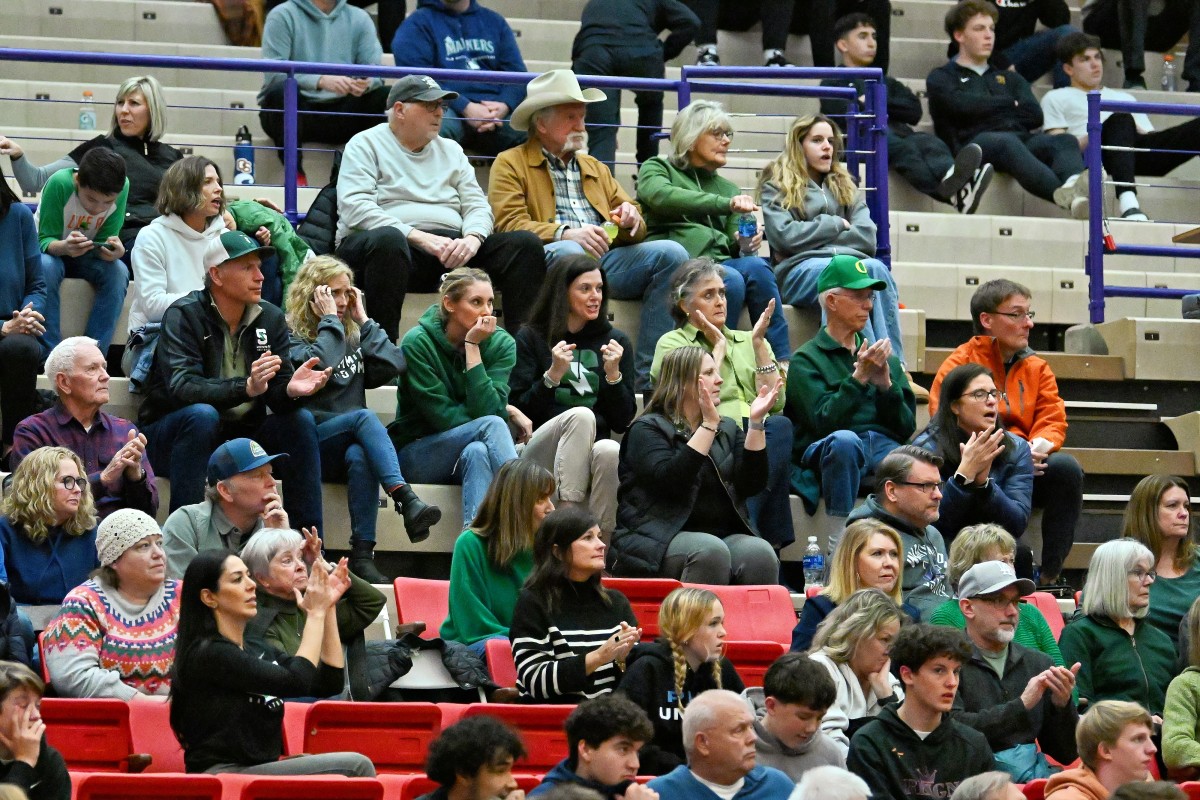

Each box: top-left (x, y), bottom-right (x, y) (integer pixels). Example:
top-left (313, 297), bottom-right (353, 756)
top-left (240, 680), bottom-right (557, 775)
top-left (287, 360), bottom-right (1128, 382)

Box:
top-left (41, 251), bottom-right (130, 352)
top-left (398, 416), bottom-right (518, 524)
top-left (778, 256), bottom-right (905, 365)
top-left (1003, 25), bottom-right (1075, 88)
top-left (803, 429), bottom-right (905, 517)
top-left (745, 414), bottom-right (795, 550)
top-left (546, 238), bottom-right (691, 391)
top-left (144, 404), bottom-right (324, 533)
top-left (722, 256), bottom-right (792, 362)
top-left (318, 409), bottom-right (405, 546)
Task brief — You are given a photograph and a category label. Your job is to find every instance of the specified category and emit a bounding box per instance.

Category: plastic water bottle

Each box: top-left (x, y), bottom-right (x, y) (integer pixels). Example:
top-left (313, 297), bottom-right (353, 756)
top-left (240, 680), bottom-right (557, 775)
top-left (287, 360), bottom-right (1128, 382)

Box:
top-left (803, 536), bottom-right (824, 589)
top-left (1162, 54), bottom-right (1177, 92)
top-left (737, 212), bottom-right (758, 255)
top-left (78, 90), bottom-right (96, 131)
top-left (234, 125), bottom-right (255, 185)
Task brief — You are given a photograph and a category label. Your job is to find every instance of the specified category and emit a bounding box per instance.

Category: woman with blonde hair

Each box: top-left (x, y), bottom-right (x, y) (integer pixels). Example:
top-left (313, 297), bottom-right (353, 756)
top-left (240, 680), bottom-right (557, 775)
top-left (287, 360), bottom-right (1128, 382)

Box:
top-left (441, 459), bottom-right (556, 653)
top-left (759, 114), bottom-right (904, 362)
top-left (286, 255), bottom-right (439, 582)
top-left (618, 586), bottom-right (744, 775)
top-left (1060, 538), bottom-right (1176, 716)
top-left (808, 587), bottom-right (906, 755)
top-left (927, 523), bottom-right (1065, 665)
top-left (1122, 474), bottom-right (1200, 646)
top-left (0, 446), bottom-right (99, 605)
top-left (791, 519), bottom-right (914, 651)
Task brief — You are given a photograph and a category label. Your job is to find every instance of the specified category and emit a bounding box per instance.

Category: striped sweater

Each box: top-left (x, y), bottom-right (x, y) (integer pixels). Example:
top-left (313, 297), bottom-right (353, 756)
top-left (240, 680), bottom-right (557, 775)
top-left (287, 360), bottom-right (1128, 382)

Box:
top-left (510, 581), bottom-right (637, 704)
top-left (42, 577), bottom-right (181, 699)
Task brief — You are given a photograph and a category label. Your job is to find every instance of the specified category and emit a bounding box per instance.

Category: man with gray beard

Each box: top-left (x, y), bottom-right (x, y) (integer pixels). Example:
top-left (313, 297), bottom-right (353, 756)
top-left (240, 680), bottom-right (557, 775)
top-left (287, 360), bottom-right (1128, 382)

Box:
top-left (952, 560), bottom-right (1080, 778)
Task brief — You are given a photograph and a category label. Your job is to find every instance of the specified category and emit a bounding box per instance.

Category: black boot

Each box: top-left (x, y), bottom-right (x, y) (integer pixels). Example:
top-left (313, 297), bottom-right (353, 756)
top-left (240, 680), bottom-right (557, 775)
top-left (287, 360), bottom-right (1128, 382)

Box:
top-left (390, 484), bottom-right (441, 543)
top-left (349, 540), bottom-right (389, 584)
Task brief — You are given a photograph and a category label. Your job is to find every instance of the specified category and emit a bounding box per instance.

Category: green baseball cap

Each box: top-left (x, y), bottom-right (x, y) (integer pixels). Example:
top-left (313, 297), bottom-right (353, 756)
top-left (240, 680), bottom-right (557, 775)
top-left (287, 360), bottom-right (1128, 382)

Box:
top-left (817, 254), bottom-right (888, 294)
top-left (205, 230), bottom-right (275, 269)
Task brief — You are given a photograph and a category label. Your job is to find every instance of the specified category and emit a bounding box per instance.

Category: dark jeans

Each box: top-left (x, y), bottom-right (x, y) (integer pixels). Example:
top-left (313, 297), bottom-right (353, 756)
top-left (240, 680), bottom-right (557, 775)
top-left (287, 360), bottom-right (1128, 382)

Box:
top-left (144, 405), bottom-right (324, 534)
top-left (573, 45), bottom-right (666, 170)
top-left (1031, 451), bottom-right (1083, 580)
top-left (807, 0), bottom-right (891, 72)
top-left (1084, 0), bottom-right (1200, 85)
top-left (689, 0), bottom-right (796, 51)
top-left (746, 414), bottom-right (796, 550)
top-left (318, 409), bottom-right (406, 546)
top-left (259, 83), bottom-right (391, 174)
top-left (1002, 25), bottom-right (1076, 87)
top-left (970, 130), bottom-right (1083, 202)
top-left (0, 333), bottom-right (40, 447)
top-left (336, 227), bottom-right (545, 341)
top-left (439, 117), bottom-right (527, 157)
top-left (1102, 112), bottom-right (1200, 193)
top-left (890, 129), bottom-right (957, 199)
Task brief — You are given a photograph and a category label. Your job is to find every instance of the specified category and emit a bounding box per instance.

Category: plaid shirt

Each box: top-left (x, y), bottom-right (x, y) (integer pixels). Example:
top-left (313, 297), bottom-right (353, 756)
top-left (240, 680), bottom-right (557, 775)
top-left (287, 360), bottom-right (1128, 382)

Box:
top-left (544, 149), bottom-right (604, 230)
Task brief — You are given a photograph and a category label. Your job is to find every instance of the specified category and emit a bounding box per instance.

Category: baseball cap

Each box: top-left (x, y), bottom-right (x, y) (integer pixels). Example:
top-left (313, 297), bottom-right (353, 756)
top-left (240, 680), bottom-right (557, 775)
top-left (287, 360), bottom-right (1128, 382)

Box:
top-left (205, 230), bottom-right (275, 269)
top-left (957, 560), bottom-right (1036, 601)
top-left (817, 254), bottom-right (889, 294)
top-left (207, 438), bottom-right (288, 486)
top-left (387, 75), bottom-right (459, 107)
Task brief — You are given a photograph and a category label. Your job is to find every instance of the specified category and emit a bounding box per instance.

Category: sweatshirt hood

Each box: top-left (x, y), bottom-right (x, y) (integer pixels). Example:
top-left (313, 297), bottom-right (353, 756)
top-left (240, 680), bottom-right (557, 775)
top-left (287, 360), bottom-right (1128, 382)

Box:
top-left (742, 688), bottom-right (825, 757)
top-left (419, 0), bottom-right (479, 13)
top-left (849, 495), bottom-right (927, 539)
top-left (541, 760), bottom-right (633, 798)
top-left (290, 0), bottom-right (349, 20)
top-left (417, 303), bottom-right (459, 357)
top-left (873, 704), bottom-right (959, 746)
top-left (1045, 766), bottom-right (1108, 800)
top-left (154, 212), bottom-right (227, 241)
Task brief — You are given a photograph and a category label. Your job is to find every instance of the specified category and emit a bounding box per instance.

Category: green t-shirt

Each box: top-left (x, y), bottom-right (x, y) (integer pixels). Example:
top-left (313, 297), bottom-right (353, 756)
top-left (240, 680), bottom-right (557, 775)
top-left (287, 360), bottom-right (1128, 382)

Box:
top-left (440, 530), bottom-right (533, 645)
top-left (928, 599), bottom-right (1066, 668)
top-left (1148, 564), bottom-right (1200, 647)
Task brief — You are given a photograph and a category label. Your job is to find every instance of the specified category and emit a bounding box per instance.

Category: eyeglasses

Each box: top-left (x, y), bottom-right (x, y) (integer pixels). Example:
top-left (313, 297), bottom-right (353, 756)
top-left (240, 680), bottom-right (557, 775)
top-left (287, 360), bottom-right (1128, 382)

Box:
top-left (975, 594), bottom-right (1021, 610)
top-left (895, 480), bottom-right (944, 494)
top-left (707, 128), bottom-right (734, 141)
top-left (411, 100), bottom-right (448, 112)
top-left (58, 476), bottom-right (86, 491)
top-left (991, 309), bottom-right (1036, 321)
top-left (831, 289), bottom-right (875, 305)
top-left (1128, 567), bottom-right (1158, 582)
top-left (961, 389), bottom-right (1002, 402)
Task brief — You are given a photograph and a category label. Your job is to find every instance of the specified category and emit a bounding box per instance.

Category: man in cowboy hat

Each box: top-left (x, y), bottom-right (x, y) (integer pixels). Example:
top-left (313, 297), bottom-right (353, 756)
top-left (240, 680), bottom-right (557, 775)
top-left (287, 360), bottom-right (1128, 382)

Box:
top-left (336, 74), bottom-right (544, 340)
top-left (489, 68), bottom-right (693, 388)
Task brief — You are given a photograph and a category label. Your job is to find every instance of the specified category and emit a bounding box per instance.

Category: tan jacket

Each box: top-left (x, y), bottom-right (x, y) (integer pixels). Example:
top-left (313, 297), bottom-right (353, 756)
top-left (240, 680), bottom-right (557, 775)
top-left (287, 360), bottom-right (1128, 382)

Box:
top-left (487, 137), bottom-right (647, 244)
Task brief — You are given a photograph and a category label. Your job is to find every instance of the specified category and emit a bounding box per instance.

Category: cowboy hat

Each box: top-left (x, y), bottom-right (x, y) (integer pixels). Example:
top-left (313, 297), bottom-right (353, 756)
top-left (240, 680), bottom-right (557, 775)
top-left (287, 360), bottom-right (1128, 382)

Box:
top-left (510, 69), bottom-right (606, 132)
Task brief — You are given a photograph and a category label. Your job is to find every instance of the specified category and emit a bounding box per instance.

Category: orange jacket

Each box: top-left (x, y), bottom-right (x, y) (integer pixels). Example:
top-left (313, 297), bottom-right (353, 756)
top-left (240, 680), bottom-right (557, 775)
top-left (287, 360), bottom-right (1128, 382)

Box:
top-left (1044, 766), bottom-right (1109, 800)
top-left (929, 335), bottom-right (1068, 450)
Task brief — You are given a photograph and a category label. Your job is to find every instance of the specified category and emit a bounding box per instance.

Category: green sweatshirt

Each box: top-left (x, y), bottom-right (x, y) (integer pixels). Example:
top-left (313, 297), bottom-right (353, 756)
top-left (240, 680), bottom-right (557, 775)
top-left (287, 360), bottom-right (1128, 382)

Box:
top-left (440, 530), bottom-right (533, 645)
top-left (37, 168), bottom-right (129, 251)
top-left (390, 304), bottom-right (515, 447)
top-left (636, 155), bottom-right (741, 261)
top-left (1164, 666), bottom-right (1200, 771)
top-left (249, 571), bottom-right (386, 654)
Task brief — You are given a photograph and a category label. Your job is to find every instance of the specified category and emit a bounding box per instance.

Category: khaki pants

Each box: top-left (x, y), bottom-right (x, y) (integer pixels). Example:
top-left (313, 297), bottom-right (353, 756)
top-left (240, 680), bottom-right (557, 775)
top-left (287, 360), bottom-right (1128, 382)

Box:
top-left (520, 407), bottom-right (619, 533)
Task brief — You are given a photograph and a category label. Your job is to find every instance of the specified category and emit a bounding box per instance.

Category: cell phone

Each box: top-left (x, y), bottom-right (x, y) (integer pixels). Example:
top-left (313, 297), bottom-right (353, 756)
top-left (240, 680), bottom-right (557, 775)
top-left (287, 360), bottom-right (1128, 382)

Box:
top-left (97, 242), bottom-right (116, 251)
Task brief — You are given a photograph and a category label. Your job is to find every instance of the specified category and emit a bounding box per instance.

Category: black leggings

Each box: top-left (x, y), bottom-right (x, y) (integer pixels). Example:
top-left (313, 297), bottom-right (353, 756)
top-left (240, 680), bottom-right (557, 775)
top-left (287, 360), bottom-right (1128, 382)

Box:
top-left (1101, 112), bottom-right (1200, 194)
top-left (687, 0), bottom-right (797, 51)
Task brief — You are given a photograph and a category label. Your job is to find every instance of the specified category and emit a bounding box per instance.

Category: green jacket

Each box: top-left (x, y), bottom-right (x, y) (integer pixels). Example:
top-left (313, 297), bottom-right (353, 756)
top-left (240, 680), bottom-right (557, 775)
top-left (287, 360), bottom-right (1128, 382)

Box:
top-left (228, 199), bottom-right (311, 294)
top-left (248, 571), bottom-right (386, 654)
top-left (390, 305), bottom-right (515, 448)
top-left (1059, 613), bottom-right (1177, 715)
top-left (440, 530), bottom-right (532, 645)
top-left (1164, 666), bottom-right (1200, 771)
top-left (650, 324), bottom-right (784, 421)
top-left (636, 156), bottom-right (741, 261)
top-left (785, 328), bottom-right (915, 512)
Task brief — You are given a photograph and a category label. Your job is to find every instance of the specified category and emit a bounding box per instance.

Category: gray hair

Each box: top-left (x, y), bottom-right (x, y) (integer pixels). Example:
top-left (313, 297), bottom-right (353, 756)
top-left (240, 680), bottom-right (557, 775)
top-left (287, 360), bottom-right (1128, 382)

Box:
top-left (668, 100), bottom-right (734, 169)
top-left (529, 106), bottom-right (557, 135)
top-left (791, 767), bottom-right (871, 800)
top-left (950, 772), bottom-right (1014, 800)
top-left (681, 689), bottom-right (744, 756)
top-left (110, 75), bottom-right (168, 142)
top-left (669, 257), bottom-right (727, 327)
top-left (45, 336), bottom-right (100, 387)
top-left (1081, 538), bottom-right (1155, 620)
top-left (239, 528), bottom-right (303, 579)
top-left (811, 588), bottom-right (903, 663)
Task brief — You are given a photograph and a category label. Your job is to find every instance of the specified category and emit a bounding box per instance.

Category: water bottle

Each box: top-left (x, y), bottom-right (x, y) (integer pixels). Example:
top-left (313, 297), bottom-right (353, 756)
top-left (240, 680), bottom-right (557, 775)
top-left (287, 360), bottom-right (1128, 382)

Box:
top-left (1162, 54), bottom-right (1177, 92)
top-left (737, 212), bottom-right (758, 255)
top-left (234, 125), bottom-right (255, 185)
top-left (78, 90), bottom-right (96, 131)
top-left (803, 536), bottom-right (824, 589)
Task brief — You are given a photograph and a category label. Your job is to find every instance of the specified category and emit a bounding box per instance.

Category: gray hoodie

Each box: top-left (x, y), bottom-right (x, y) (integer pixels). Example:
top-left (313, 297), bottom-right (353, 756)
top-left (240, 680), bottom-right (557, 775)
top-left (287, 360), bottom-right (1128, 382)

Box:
top-left (761, 178), bottom-right (877, 285)
top-left (848, 494), bottom-right (952, 619)
top-left (259, 0), bottom-right (384, 103)
top-left (742, 687), bottom-right (847, 782)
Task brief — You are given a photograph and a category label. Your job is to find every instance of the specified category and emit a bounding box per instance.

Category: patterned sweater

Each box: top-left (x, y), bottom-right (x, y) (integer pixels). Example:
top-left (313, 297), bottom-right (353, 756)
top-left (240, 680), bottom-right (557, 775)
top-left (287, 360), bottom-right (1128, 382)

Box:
top-left (42, 577), bottom-right (181, 699)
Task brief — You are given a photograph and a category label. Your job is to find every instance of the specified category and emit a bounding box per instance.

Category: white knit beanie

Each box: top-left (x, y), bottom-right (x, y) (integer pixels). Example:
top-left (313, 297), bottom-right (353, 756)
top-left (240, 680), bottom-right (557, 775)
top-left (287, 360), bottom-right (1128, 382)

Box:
top-left (96, 509), bottom-right (161, 567)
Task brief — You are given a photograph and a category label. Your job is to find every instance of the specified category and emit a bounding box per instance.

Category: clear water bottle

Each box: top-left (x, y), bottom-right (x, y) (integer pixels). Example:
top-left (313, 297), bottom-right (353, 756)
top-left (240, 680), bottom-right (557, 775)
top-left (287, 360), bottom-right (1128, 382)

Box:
top-left (803, 536), bottom-right (824, 589)
top-left (737, 212), bottom-right (758, 255)
top-left (78, 90), bottom-right (96, 130)
top-left (234, 125), bottom-right (255, 185)
top-left (1162, 54), bottom-right (1177, 92)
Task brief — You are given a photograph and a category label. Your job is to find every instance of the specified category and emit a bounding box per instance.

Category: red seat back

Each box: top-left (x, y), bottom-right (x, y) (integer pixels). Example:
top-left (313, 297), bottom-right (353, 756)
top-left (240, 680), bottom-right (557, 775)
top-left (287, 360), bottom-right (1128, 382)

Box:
top-left (1023, 779), bottom-right (1047, 800)
top-left (304, 701), bottom-right (442, 773)
top-left (129, 697), bottom-right (185, 772)
top-left (485, 637), bottom-right (518, 688)
top-left (1178, 782), bottom-right (1200, 800)
top-left (235, 776), bottom-right (384, 800)
top-left (722, 641), bottom-right (786, 687)
top-left (459, 704), bottom-right (572, 771)
top-left (393, 578), bottom-right (451, 639)
top-left (74, 773), bottom-right (223, 800)
top-left (1026, 592), bottom-right (1065, 641)
top-left (601, 578), bottom-right (682, 639)
top-left (41, 698), bottom-right (135, 772)
top-left (689, 584), bottom-right (796, 645)
top-left (388, 774), bottom-right (542, 800)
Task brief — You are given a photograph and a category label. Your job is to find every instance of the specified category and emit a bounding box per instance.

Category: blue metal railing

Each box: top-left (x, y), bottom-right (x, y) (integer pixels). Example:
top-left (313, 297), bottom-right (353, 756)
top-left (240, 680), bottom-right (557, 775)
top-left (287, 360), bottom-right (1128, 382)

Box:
top-left (0, 47), bottom-right (889, 261)
top-left (1084, 91), bottom-right (1200, 323)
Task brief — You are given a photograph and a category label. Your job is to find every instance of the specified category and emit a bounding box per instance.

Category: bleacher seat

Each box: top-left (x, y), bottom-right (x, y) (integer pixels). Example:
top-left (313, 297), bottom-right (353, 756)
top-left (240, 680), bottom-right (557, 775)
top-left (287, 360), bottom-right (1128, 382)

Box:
top-left (41, 698), bottom-right (146, 773)
top-left (690, 584), bottom-right (796, 647)
top-left (485, 638), bottom-right (519, 689)
top-left (381, 773), bottom-right (542, 800)
top-left (303, 702), bottom-right (442, 774)
top-left (73, 772), bottom-right (223, 800)
top-left (1178, 782), bottom-right (1200, 800)
top-left (129, 696), bottom-right (185, 773)
top-left (600, 577), bottom-right (682, 639)
top-left (393, 578), bottom-right (450, 639)
top-left (458, 704), bottom-right (572, 772)
top-left (723, 641), bottom-right (787, 687)
top-left (1025, 592), bottom-right (1065, 641)
top-left (231, 776), bottom-right (385, 800)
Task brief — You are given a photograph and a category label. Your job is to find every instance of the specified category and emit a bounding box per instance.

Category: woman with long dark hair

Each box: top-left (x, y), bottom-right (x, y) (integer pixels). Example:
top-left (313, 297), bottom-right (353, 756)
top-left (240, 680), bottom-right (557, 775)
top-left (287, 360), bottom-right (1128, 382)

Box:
top-left (0, 178), bottom-right (45, 464)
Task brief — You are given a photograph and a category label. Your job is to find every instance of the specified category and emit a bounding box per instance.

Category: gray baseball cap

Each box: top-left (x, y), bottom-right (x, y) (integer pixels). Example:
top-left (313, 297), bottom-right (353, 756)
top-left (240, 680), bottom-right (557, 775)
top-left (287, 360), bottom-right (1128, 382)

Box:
top-left (957, 560), bottom-right (1036, 601)
top-left (387, 74), bottom-right (459, 107)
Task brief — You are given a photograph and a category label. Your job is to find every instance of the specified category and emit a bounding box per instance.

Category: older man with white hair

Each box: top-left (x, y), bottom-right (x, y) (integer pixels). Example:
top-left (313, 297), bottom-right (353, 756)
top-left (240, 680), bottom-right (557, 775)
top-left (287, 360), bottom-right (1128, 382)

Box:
top-left (649, 689), bottom-right (793, 800)
top-left (12, 335), bottom-right (157, 520)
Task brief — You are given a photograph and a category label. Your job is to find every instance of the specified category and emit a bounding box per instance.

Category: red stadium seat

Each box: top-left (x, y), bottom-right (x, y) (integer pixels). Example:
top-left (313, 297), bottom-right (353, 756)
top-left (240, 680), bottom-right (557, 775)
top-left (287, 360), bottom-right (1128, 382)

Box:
top-left (129, 697), bottom-right (185, 773)
top-left (1023, 779), bottom-right (1047, 800)
top-left (283, 702), bottom-right (307, 757)
top-left (600, 578), bottom-right (682, 638)
top-left (304, 701), bottom-right (442, 774)
top-left (1178, 782), bottom-right (1200, 800)
top-left (393, 578), bottom-right (450, 639)
top-left (381, 773), bottom-right (542, 800)
top-left (689, 584), bottom-right (796, 646)
top-left (723, 641), bottom-right (786, 687)
top-left (74, 773), bottom-right (223, 800)
top-left (458, 704), bottom-right (572, 771)
top-left (485, 638), bottom-right (518, 688)
top-left (41, 698), bottom-right (148, 772)
top-left (233, 776), bottom-right (385, 800)
top-left (804, 586), bottom-right (822, 598)
top-left (1026, 592), bottom-right (1065, 641)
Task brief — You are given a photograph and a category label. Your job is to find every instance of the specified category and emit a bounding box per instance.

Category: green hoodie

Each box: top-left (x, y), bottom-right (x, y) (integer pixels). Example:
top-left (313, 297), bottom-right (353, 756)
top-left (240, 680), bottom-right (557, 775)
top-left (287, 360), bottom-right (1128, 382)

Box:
top-left (389, 304), bottom-right (515, 448)
top-left (636, 155), bottom-right (741, 261)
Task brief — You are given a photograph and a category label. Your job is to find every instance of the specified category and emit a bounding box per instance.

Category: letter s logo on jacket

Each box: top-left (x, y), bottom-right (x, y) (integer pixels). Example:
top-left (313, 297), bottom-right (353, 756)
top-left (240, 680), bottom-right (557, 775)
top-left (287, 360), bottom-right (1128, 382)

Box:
top-left (256, 328), bottom-right (269, 352)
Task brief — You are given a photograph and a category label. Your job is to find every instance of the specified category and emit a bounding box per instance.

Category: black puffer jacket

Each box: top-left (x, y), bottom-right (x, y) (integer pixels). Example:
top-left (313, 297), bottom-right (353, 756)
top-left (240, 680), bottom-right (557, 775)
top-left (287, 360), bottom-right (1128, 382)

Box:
top-left (296, 152), bottom-right (341, 255)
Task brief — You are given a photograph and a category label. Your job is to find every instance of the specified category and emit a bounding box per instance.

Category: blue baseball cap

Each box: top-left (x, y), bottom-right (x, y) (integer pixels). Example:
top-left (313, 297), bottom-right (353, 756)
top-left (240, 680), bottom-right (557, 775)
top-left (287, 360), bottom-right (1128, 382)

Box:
top-left (206, 438), bottom-right (288, 486)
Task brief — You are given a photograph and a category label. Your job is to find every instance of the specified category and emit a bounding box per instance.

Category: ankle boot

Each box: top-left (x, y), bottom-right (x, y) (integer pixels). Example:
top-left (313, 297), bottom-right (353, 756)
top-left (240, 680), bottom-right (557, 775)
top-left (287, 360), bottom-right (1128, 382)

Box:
top-left (349, 540), bottom-right (389, 584)
top-left (390, 484), bottom-right (441, 543)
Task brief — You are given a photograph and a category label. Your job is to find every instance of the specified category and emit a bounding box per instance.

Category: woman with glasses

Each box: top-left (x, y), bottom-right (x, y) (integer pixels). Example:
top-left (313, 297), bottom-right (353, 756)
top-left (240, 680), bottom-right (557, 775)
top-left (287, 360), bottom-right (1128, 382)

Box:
top-left (912, 363), bottom-right (1035, 566)
top-left (1122, 475), bottom-right (1200, 648)
top-left (1059, 538), bottom-right (1176, 717)
top-left (637, 101), bottom-right (791, 370)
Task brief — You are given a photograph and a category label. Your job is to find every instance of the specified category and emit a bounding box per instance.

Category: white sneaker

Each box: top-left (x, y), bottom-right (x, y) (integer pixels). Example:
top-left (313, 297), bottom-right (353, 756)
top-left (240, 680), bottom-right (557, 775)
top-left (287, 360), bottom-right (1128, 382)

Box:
top-left (1053, 173), bottom-right (1080, 210)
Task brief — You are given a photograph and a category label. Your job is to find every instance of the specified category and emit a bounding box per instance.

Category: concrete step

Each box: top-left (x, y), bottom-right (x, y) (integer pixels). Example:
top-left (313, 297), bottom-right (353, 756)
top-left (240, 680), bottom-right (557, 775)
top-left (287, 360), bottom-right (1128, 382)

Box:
top-left (923, 346), bottom-right (1127, 380)
top-left (0, 0), bottom-right (228, 46)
